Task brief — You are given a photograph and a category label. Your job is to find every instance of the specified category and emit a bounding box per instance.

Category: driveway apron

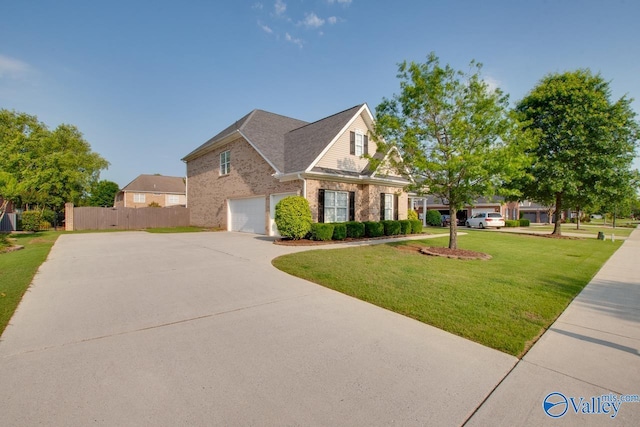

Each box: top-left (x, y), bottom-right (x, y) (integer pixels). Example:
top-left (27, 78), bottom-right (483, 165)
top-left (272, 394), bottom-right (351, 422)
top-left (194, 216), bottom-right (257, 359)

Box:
top-left (0, 232), bottom-right (515, 426)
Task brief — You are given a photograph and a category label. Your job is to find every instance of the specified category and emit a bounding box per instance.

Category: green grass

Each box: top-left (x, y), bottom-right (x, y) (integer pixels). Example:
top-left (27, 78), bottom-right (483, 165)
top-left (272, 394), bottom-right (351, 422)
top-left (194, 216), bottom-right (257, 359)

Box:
top-left (528, 223), bottom-right (635, 238)
top-left (0, 231), bottom-right (60, 336)
top-left (272, 232), bottom-right (622, 357)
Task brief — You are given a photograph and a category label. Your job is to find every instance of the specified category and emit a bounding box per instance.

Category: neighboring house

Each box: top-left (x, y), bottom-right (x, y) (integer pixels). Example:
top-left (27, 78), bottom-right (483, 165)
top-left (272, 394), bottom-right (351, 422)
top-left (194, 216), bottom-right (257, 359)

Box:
top-left (421, 196), bottom-right (520, 224)
top-left (182, 104), bottom-right (409, 235)
top-left (114, 174), bottom-right (186, 208)
top-left (0, 197), bottom-right (17, 231)
top-left (518, 200), bottom-right (557, 223)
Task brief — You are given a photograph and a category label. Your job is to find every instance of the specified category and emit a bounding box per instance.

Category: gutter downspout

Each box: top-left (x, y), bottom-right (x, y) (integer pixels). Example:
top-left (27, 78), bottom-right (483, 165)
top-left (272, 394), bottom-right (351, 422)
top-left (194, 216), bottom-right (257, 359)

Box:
top-left (297, 173), bottom-right (306, 199)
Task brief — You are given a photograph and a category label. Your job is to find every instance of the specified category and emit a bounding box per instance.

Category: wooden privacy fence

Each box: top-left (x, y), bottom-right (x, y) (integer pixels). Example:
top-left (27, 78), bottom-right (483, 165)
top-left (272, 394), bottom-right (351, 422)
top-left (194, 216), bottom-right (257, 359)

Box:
top-left (65, 203), bottom-right (190, 231)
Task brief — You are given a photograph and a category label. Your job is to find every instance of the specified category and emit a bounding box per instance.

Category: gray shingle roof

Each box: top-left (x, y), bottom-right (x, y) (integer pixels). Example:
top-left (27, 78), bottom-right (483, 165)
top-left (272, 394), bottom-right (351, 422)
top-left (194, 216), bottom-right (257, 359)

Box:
top-left (122, 174), bottom-right (186, 194)
top-left (183, 105), bottom-right (366, 174)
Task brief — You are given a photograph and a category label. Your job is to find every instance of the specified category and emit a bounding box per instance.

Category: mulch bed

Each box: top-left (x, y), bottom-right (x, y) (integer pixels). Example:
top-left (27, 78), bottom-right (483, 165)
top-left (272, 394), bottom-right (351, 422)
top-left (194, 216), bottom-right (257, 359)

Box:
top-left (397, 244), bottom-right (491, 260)
top-left (0, 245), bottom-right (24, 254)
top-left (274, 234), bottom-right (425, 246)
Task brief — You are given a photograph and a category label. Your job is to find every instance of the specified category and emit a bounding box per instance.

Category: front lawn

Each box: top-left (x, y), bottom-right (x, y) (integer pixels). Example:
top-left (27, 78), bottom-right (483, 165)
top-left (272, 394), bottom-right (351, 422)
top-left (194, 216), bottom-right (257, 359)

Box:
top-left (272, 232), bottom-right (622, 357)
top-left (0, 232), bottom-right (60, 336)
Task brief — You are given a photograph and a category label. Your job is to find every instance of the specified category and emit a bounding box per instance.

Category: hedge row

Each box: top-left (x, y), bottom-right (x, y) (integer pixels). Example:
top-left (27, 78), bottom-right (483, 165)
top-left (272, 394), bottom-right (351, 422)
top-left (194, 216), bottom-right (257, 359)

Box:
top-left (310, 219), bottom-right (423, 241)
top-left (505, 219), bottom-right (530, 227)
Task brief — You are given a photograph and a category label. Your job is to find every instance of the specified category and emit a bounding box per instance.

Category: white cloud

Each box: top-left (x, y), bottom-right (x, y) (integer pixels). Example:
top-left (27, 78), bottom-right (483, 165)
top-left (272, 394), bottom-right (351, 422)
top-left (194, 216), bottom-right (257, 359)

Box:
top-left (0, 54), bottom-right (33, 79)
top-left (274, 0), bottom-right (286, 16)
top-left (302, 12), bottom-right (324, 28)
top-left (258, 21), bottom-right (273, 33)
top-left (327, 16), bottom-right (337, 24)
top-left (285, 32), bottom-right (304, 48)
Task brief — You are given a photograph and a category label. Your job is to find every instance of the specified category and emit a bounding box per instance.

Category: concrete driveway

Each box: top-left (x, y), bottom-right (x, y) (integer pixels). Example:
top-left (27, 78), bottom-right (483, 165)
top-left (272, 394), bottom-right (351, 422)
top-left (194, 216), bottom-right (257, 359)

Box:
top-left (0, 232), bottom-right (515, 426)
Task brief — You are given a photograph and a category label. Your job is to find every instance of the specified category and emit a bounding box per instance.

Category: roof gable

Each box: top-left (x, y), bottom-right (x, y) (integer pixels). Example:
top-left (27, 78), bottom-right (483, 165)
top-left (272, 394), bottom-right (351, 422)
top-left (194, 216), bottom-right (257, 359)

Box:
top-left (284, 104), bottom-right (365, 173)
top-left (122, 174), bottom-right (186, 194)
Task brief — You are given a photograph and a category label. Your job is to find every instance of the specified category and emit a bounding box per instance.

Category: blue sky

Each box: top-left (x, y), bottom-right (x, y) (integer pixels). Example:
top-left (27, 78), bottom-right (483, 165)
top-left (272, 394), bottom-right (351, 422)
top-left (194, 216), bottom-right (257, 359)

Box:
top-left (1, 0), bottom-right (639, 187)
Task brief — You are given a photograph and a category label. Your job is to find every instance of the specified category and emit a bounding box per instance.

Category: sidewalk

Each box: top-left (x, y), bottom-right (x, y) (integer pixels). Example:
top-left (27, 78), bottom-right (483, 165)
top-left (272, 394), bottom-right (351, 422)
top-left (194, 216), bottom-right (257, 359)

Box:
top-left (467, 227), bottom-right (640, 426)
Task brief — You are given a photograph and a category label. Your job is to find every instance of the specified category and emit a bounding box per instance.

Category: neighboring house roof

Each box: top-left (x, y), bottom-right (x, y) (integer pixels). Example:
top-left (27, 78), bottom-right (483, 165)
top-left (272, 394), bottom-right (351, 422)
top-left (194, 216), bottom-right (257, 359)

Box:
top-left (121, 174), bottom-right (186, 194)
top-left (182, 104), bottom-right (383, 177)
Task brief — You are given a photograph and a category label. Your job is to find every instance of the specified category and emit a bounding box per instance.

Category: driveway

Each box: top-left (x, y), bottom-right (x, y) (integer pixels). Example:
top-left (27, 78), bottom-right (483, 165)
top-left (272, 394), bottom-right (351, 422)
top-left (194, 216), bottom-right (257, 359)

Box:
top-left (0, 232), bottom-right (515, 426)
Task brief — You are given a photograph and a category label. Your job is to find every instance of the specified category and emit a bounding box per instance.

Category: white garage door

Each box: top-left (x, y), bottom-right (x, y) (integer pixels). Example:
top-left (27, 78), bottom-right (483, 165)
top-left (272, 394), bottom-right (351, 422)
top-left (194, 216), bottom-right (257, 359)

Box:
top-left (270, 192), bottom-right (298, 236)
top-left (228, 197), bottom-right (266, 234)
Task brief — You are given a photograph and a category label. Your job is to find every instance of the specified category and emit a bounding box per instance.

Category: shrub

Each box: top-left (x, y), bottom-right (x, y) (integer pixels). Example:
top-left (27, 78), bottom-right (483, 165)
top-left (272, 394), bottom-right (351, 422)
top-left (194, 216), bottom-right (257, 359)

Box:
top-left (311, 223), bottom-right (335, 241)
top-left (345, 221), bottom-right (365, 238)
top-left (21, 211), bottom-right (43, 232)
top-left (364, 221), bottom-right (384, 238)
top-left (382, 220), bottom-right (401, 236)
top-left (505, 220), bottom-right (519, 227)
top-left (332, 223), bottom-right (347, 240)
top-left (407, 210), bottom-right (418, 221)
top-left (275, 196), bottom-right (313, 240)
top-left (148, 201), bottom-right (161, 207)
top-left (519, 219), bottom-right (530, 227)
top-left (426, 210), bottom-right (442, 227)
top-left (399, 220), bottom-right (412, 235)
top-left (42, 209), bottom-right (57, 227)
top-left (409, 219), bottom-right (423, 234)
top-left (0, 232), bottom-right (9, 248)
top-left (39, 220), bottom-right (52, 230)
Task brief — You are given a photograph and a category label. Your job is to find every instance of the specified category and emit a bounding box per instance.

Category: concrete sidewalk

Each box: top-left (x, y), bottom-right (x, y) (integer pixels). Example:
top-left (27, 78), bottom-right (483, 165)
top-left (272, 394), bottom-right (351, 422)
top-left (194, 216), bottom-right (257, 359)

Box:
top-left (467, 227), bottom-right (640, 426)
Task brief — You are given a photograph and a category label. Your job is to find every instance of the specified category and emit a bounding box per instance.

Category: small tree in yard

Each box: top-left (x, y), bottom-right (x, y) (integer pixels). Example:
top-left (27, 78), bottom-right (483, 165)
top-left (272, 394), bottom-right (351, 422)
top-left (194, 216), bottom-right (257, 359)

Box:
top-left (374, 53), bottom-right (530, 249)
top-left (274, 196), bottom-right (312, 240)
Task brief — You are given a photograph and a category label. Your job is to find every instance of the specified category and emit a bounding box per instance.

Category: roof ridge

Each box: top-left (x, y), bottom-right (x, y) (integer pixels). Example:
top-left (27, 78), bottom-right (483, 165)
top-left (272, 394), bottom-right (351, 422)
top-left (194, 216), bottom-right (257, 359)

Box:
top-left (288, 104), bottom-right (364, 133)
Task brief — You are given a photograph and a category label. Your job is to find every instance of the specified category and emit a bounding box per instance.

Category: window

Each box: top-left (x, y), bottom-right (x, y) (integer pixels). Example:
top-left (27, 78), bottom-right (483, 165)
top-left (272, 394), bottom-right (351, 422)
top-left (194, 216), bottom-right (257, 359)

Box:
top-left (167, 195), bottom-right (180, 205)
top-left (220, 150), bottom-right (230, 175)
top-left (382, 193), bottom-right (394, 220)
top-left (318, 190), bottom-right (355, 223)
top-left (350, 131), bottom-right (368, 156)
top-left (133, 193), bottom-right (145, 203)
top-left (324, 191), bottom-right (348, 223)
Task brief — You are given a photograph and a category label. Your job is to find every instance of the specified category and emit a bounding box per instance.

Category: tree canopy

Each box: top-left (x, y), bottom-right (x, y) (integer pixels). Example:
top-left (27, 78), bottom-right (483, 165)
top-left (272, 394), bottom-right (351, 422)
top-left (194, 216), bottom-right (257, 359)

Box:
top-left (374, 53), bottom-right (530, 249)
top-left (515, 70), bottom-right (639, 235)
top-left (0, 109), bottom-right (109, 212)
top-left (84, 180), bottom-right (121, 207)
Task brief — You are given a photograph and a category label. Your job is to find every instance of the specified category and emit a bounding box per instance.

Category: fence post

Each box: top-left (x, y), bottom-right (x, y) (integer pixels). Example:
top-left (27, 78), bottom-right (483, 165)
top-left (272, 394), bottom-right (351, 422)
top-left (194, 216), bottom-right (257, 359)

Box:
top-left (65, 202), bottom-right (74, 231)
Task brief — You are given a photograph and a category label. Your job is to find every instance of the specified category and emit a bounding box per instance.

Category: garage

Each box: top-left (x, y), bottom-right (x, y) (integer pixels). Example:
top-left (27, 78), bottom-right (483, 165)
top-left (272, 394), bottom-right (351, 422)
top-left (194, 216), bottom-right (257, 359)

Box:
top-left (228, 197), bottom-right (266, 234)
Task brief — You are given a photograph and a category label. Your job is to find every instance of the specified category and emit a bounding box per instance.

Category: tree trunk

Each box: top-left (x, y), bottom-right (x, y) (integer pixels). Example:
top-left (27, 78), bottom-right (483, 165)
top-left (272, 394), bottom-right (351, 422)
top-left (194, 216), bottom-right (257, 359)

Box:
top-left (576, 206), bottom-right (580, 230)
top-left (449, 207), bottom-right (457, 249)
top-left (0, 200), bottom-right (7, 225)
top-left (552, 193), bottom-right (562, 236)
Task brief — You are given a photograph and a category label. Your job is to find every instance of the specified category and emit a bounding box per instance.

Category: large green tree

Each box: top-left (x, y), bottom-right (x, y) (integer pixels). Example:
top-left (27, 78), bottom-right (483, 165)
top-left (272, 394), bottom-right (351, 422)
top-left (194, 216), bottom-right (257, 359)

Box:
top-left (84, 180), bottom-right (120, 207)
top-left (516, 70), bottom-right (639, 235)
top-left (374, 53), bottom-right (530, 249)
top-left (0, 109), bottom-right (109, 213)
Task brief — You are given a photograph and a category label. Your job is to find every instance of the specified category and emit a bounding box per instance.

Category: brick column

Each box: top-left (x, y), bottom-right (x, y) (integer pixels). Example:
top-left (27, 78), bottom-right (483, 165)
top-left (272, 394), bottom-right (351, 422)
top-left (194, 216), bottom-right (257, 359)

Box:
top-left (65, 202), bottom-right (74, 231)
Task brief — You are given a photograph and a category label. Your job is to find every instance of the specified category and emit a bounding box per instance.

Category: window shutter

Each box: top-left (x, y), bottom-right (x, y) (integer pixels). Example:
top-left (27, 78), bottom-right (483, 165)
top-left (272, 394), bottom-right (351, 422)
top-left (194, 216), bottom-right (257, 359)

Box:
top-left (380, 193), bottom-right (385, 221)
top-left (318, 189), bottom-right (325, 223)
top-left (350, 131), bottom-right (355, 155)
top-left (394, 194), bottom-right (399, 220)
top-left (363, 135), bottom-right (369, 155)
top-left (349, 192), bottom-right (355, 221)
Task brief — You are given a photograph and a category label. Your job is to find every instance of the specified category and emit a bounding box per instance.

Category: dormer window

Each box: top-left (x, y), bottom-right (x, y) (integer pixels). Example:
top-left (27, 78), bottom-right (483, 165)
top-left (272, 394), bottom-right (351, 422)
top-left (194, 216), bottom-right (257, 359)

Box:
top-left (350, 131), bottom-right (368, 156)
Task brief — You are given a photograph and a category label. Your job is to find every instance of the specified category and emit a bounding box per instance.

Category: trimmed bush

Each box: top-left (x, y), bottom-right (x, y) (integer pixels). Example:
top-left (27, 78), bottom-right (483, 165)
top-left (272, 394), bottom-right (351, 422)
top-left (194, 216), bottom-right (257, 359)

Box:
top-left (275, 196), bottom-right (313, 240)
top-left (332, 223), bottom-right (347, 240)
top-left (364, 221), bottom-right (384, 238)
top-left (409, 219), bottom-right (423, 234)
top-left (311, 223), bottom-right (335, 241)
top-left (345, 221), bottom-right (365, 238)
top-left (407, 210), bottom-right (418, 221)
top-left (426, 210), bottom-right (442, 227)
top-left (519, 219), bottom-right (530, 227)
top-left (21, 211), bottom-right (43, 232)
top-left (382, 220), bottom-right (402, 236)
top-left (39, 220), bottom-right (52, 230)
top-left (42, 209), bottom-right (56, 227)
top-left (399, 220), bottom-right (412, 235)
top-left (505, 220), bottom-right (519, 227)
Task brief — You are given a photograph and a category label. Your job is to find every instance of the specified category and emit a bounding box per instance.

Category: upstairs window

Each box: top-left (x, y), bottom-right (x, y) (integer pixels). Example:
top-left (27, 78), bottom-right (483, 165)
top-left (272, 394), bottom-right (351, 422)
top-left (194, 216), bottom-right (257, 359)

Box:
top-left (220, 150), bottom-right (230, 175)
top-left (350, 131), bottom-right (368, 156)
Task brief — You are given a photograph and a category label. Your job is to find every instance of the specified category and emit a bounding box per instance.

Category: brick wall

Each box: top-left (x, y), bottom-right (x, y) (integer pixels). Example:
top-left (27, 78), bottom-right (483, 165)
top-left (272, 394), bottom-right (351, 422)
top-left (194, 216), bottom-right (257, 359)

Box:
top-left (187, 136), bottom-right (301, 231)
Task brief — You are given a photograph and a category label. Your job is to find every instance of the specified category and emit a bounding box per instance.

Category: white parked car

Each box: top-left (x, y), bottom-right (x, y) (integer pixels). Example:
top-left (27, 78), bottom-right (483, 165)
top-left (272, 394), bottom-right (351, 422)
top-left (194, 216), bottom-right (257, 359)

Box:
top-left (466, 212), bottom-right (505, 229)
